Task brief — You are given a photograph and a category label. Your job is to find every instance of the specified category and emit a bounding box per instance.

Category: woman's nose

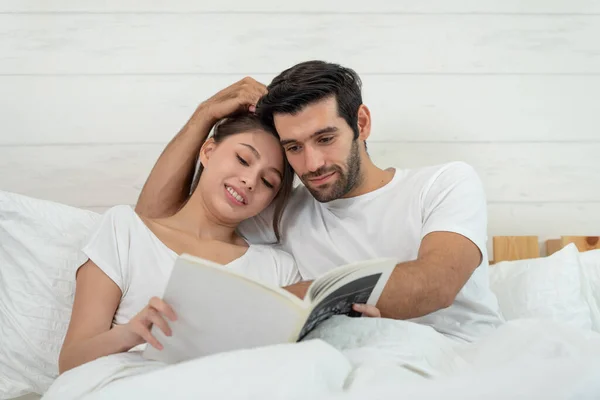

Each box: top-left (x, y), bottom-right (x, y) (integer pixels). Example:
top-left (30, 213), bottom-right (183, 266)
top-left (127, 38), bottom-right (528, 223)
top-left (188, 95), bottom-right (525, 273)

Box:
top-left (241, 177), bottom-right (255, 191)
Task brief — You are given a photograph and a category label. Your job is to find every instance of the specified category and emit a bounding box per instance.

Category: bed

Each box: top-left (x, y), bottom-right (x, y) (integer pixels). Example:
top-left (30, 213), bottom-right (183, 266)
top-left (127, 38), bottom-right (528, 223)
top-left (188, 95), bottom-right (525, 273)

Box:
top-left (1, 190), bottom-right (600, 399)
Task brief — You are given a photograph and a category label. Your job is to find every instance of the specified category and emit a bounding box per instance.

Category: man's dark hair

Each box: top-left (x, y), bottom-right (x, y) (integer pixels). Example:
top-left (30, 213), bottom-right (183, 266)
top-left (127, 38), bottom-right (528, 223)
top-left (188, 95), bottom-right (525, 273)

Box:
top-left (257, 60), bottom-right (363, 139)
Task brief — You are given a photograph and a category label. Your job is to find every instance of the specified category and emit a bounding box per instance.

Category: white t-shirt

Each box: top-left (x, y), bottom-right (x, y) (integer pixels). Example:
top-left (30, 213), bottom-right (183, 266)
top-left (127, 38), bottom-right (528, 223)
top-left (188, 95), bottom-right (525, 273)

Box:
top-left (81, 205), bottom-right (301, 326)
top-left (239, 161), bottom-right (504, 342)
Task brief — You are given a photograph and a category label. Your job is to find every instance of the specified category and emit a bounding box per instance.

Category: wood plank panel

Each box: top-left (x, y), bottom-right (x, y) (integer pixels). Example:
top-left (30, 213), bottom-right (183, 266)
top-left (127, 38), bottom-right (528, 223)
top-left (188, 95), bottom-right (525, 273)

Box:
top-left (561, 236), bottom-right (600, 252)
top-left (4, 184), bottom-right (598, 262)
top-left (546, 239), bottom-right (563, 255)
top-left (492, 236), bottom-right (540, 262)
top-left (29, 202), bottom-right (599, 260)
top-left (488, 203), bottom-right (600, 238)
top-left (3, 0), bottom-right (599, 14)
top-left (72, 205), bottom-right (600, 242)
top-left (0, 144), bottom-right (162, 207)
top-left (3, 75), bottom-right (600, 145)
top-left (78, 206), bottom-right (599, 242)
top-left (1, 142), bottom-right (599, 207)
top-left (2, 14), bottom-right (600, 74)
top-left (370, 143), bottom-right (600, 203)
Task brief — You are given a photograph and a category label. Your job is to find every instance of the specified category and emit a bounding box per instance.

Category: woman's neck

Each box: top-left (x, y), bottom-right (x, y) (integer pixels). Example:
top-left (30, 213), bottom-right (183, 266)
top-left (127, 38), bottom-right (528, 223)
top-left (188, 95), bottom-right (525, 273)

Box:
top-left (163, 190), bottom-right (240, 244)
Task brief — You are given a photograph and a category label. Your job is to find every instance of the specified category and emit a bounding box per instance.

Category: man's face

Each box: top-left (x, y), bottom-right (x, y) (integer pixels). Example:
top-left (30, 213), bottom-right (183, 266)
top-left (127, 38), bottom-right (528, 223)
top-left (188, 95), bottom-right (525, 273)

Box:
top-left (274, 97), bottom-right (362, 202)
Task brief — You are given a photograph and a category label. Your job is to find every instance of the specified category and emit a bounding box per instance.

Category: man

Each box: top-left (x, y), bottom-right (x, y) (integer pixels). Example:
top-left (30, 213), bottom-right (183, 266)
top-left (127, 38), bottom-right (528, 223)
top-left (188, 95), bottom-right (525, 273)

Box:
top-left (136, 61), bottom-right (503, 343)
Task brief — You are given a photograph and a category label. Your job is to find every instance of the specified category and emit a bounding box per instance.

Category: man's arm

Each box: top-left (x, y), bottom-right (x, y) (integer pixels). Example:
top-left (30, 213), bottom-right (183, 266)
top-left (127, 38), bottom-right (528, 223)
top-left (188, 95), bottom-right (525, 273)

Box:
top-left (283, 231), bottom-right (479, 320)
top-left (135, 77), bottom-right (268, 218)
top-left (377, 162), bottom-right (488, 320)
top-left (376, 231), bottom-right (481, 319)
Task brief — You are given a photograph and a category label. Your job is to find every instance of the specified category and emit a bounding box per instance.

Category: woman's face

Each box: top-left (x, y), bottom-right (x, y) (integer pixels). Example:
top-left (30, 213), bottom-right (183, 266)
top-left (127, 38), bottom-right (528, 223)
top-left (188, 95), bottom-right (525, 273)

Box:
top-left (198, 130), bottom-right (285, 225)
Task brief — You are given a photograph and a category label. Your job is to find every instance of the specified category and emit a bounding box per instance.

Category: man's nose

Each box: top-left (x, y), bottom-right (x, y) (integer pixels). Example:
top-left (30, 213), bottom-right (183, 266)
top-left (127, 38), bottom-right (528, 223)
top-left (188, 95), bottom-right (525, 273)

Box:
top-left (304, 146), bottom-right (324, 172)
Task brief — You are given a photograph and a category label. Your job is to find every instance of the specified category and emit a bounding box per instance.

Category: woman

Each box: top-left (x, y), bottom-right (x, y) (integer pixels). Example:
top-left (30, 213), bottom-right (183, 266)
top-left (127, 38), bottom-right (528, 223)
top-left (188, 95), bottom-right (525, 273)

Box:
top-left (58, 112), bottom-right (299, 374)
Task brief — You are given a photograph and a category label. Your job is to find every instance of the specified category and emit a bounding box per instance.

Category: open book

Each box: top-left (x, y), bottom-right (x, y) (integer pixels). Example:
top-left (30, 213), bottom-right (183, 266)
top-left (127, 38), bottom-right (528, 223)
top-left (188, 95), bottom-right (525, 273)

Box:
top-left (142, 253), bottom-right (397, 364)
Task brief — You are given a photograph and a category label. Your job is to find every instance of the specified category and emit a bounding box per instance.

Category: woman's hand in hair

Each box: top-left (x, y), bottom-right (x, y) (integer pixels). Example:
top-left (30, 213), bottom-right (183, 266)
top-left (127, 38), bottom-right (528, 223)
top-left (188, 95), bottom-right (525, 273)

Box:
top-left (199, 77), bottom-right (268, 122)
top-left (122, 297), bottom-right (178, 350)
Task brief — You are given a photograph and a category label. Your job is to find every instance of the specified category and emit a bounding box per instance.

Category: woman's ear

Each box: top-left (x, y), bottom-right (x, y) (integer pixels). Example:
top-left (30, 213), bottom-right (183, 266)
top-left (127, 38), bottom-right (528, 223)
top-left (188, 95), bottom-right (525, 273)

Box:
top-left (357, 104), bottom-right (371, 142)
top-left (199, 137), bottom-right (217, 167)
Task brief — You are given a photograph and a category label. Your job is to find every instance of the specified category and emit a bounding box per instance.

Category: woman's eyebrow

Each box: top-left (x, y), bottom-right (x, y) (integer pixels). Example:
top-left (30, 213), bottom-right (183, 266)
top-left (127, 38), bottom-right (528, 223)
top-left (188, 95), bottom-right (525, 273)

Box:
top-left (240, 143), bottom-right (282, 179)
top-left (270, 167), bottom-right (283, 179)
top-left (240, 143), bottom-right (260, 159)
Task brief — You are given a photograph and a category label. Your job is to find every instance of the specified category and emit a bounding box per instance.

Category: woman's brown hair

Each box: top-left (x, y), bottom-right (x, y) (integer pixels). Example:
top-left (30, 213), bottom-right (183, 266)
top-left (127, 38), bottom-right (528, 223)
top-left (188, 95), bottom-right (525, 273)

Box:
top-left (189, 113), bottom-right (294, 243)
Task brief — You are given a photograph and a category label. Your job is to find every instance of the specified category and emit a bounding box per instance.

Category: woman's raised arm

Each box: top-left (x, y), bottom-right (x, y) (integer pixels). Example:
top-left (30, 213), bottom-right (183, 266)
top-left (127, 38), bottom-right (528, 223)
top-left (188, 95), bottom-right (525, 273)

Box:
top-left (135, 77), bottom-right (267, 218)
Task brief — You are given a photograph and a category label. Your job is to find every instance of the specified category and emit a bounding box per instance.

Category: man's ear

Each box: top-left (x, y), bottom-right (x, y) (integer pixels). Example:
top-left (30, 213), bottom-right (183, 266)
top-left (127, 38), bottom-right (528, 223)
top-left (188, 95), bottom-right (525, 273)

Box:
top-left (199, 137), bottom-right (217, 167)
top-left (356, 104), bottom-right (371, 142)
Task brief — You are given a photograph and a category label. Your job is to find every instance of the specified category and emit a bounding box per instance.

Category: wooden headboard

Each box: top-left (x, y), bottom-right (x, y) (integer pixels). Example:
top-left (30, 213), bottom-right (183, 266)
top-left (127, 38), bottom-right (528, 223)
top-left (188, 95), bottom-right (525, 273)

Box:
top-left (491, 236), bottom-right (600, 263)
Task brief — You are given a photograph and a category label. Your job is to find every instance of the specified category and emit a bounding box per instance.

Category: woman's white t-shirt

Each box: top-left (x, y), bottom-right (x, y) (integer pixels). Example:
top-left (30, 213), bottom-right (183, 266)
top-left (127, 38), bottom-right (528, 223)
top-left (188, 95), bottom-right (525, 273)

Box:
top-left (80, 205), bottom-right (301, 326)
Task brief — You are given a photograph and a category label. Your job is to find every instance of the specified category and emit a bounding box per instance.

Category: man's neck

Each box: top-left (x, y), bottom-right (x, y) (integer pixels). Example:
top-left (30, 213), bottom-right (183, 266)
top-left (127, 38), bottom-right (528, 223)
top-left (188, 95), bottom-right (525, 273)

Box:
top-left (343, 158), bottom-right (395, 199)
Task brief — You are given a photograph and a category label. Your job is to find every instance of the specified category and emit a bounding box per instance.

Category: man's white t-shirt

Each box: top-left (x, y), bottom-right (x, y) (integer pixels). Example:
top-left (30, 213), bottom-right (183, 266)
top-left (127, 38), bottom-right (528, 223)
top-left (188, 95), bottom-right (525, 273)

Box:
top-left (80, 205), bottom-right (301, 326)
top-left (239, 161), bottom-right (504, 342)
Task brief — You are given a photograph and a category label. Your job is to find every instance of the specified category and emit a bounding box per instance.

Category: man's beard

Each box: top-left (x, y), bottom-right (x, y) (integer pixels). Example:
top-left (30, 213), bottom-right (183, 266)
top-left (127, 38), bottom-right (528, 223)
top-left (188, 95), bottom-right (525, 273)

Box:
top-left (301, 140), bottom-right (362, 203)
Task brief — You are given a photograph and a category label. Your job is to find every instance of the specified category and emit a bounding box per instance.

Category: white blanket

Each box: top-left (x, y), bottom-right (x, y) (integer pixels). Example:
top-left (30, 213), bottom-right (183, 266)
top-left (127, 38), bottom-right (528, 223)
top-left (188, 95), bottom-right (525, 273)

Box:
top-left (42, 317), bottom-right (600, 400)
top-left (4, 190), bottom-right (600, 400)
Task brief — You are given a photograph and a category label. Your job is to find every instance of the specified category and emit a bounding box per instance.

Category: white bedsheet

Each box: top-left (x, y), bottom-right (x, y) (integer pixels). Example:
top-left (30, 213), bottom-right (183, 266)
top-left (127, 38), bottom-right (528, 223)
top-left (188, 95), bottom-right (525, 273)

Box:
top-left (42, 317), bottom-right (600, 400)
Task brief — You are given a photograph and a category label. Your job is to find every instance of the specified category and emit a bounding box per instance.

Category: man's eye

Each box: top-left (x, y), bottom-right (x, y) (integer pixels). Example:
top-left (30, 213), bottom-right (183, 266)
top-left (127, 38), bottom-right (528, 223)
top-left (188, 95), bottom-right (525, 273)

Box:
top-left (236, 155), bottom-right (249, 166)
top-left (286, 145), bottom-right (301, 153)
top-left (319, 136), bottom-right (333, 144)
top-left (262, 178), bottom-right (274, 189)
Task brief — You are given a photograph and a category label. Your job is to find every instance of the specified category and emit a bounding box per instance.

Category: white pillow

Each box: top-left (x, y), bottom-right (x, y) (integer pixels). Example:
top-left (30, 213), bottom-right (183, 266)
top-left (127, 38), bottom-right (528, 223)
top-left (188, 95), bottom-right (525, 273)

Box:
top-left (489, 243), bottom-right (592, 331)
top-left (0, 191), bottom-right (100, 399)
top-left (578, 249), bottom-right (600, 332)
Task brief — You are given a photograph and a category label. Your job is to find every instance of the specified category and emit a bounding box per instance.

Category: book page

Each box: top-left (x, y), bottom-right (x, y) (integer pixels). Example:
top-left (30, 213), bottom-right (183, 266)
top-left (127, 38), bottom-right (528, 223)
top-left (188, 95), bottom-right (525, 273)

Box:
top-left (143, 255), bottom-right (308, 364)
top-left (309, 258), bottom-right (397, 305)
top-left (296, 273), bottom-right (382, 341)
top-left (307, 258), bottom-right (396, 303)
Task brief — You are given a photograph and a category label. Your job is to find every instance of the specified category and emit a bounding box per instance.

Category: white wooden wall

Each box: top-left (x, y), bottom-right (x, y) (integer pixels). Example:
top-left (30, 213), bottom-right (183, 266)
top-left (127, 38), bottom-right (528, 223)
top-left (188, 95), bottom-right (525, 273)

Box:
top-left (1, 1), bottom-right (599, 255)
